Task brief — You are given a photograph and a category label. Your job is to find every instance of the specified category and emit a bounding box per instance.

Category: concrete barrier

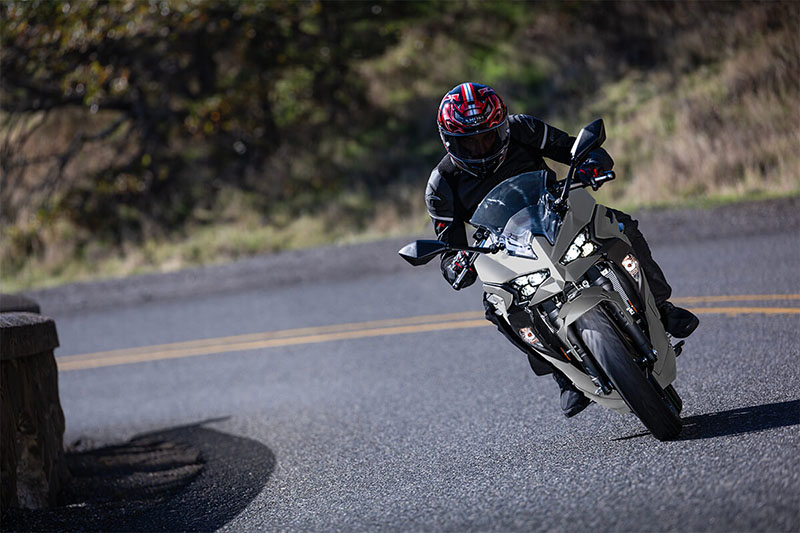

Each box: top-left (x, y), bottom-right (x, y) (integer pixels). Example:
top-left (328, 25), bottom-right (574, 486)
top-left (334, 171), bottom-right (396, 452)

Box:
top-left (0, 294), bottom-right (40, 314)
top-left (0, 310), bottom-right (69, 510)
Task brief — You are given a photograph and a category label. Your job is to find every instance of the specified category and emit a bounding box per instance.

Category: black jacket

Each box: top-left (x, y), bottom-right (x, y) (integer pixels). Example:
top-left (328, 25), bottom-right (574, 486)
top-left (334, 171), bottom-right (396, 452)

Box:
top-left (425, 114), bottom-right (613, 248)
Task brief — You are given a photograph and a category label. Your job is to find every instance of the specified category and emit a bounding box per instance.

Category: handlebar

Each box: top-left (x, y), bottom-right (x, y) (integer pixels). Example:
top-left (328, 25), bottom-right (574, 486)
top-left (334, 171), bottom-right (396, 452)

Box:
top-left (569, 170), bottom-right (616, 190)
top-left (452, 237), bottom-right (497, 289)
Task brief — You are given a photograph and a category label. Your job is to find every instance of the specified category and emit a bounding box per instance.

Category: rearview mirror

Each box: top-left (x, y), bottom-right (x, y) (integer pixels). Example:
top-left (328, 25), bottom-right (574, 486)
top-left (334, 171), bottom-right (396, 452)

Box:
top-left (398, 240), bottom-right (449, 266)
top-left (570, 118), bottom-right (606, 164)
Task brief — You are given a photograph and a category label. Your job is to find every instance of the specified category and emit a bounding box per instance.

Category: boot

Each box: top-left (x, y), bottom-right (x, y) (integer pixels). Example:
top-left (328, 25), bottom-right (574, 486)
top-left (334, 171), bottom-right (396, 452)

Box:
top-left (552, 372), bottom-right (591, 418)
top-left (658, 301), bottom-right (699, 338)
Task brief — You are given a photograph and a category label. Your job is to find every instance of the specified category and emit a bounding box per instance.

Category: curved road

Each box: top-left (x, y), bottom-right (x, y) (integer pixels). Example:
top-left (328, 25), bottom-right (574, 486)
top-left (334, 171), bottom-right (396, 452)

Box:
top-left (17, 198), bottom-right (800, 531)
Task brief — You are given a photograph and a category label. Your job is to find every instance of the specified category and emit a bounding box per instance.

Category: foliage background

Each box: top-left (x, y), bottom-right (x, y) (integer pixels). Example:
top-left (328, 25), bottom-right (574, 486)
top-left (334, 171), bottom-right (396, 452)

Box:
top-left (2, 0), bottom-right (799, 290)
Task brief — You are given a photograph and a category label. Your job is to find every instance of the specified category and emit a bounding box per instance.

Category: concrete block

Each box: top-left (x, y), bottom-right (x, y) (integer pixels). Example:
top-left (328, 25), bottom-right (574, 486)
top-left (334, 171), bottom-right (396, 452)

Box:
top-left (1, 312), bottom-right (69, 510)
top-left (0, 294), bottom-right (41, 314)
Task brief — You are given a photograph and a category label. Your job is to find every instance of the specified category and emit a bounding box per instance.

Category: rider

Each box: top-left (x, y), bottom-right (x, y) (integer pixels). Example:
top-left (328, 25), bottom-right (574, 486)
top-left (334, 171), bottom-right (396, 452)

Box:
top-left (426, 82), bottom-right (699, 418)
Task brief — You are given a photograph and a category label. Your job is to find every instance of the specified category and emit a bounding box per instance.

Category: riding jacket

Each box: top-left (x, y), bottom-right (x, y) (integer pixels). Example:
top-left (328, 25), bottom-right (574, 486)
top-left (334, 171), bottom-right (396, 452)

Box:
top-left (425, 114), bottom-right (613, 249)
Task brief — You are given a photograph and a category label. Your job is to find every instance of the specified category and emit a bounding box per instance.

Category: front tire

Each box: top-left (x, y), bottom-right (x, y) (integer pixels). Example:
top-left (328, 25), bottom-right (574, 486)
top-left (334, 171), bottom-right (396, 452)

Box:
top-left (575, 306), bottom-right (682, 440)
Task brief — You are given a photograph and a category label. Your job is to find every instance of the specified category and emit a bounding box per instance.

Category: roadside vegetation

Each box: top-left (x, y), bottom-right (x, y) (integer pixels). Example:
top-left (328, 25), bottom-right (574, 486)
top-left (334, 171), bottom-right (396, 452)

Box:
top-left (2, 1), bottom-right (798, 291)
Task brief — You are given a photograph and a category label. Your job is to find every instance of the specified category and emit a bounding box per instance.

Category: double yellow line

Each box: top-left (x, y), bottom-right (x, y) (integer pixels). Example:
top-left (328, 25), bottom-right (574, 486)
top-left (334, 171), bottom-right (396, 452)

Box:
top-left (57, 311), bottom-right (488, 372)
top-left (673, 294), bottom-right (800, 304)
top-left (57, 294), bottom-right (800, 372)
top-left (672, 294), bottom-right (800, 316)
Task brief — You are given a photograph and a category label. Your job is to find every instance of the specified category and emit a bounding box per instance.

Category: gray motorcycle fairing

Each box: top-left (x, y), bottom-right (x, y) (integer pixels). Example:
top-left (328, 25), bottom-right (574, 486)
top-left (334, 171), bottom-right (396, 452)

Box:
top-left (473, 189), bottom-right (677, 413)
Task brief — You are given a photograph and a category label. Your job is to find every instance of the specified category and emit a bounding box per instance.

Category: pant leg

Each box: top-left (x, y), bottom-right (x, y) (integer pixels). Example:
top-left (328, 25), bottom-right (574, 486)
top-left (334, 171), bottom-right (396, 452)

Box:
top-left (483, 296), bottom-right (555, 376)
top-left (609, 208), bottom-right (672, 306)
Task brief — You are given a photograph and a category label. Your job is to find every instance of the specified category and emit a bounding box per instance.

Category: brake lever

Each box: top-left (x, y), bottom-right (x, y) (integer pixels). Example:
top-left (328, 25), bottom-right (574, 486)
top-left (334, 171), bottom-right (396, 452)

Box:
top-left (451, 241), bottom-right (503, 289)
top-left (452, 253), bottom-right (476, 290)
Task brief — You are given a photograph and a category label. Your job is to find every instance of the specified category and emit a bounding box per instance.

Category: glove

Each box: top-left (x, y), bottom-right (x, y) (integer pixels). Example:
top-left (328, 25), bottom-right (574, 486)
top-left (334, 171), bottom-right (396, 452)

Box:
top-left (441, 251), bottom-right (477, 290)
top-left (575, 162), bottom-right (602, 188)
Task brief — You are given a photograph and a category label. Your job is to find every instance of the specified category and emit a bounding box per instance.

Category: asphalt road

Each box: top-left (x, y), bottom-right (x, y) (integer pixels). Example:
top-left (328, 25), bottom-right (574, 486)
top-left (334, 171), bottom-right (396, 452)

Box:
top-left (12, 198), bottom-right (800, 531)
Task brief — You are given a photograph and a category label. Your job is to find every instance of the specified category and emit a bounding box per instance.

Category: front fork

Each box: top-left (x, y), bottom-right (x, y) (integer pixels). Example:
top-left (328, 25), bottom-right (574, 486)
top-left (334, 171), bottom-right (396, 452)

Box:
top-left (565, 326), bottom-right (613, 395)
top-left (549, 285), bottom-right (662, 394)
top-left (538, 292), bottom-right (618, 395)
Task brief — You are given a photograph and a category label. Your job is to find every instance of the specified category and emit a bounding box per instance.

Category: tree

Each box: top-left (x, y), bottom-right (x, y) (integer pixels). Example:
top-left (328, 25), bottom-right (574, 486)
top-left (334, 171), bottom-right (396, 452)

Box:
top-left (1, 0), bottom-right (420, 246)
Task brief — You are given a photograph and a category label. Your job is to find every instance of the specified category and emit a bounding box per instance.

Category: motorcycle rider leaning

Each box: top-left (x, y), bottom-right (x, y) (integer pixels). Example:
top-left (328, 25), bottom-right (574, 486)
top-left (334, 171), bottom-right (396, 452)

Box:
top-left (426, 82), bottom-right (699, 418)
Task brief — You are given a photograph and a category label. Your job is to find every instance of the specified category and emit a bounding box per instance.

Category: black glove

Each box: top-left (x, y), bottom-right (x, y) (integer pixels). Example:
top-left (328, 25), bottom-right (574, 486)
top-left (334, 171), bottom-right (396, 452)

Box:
top-left (575, 162), bottom-right (602, 189)
top-left (441, 251), bottom-right (477, 290)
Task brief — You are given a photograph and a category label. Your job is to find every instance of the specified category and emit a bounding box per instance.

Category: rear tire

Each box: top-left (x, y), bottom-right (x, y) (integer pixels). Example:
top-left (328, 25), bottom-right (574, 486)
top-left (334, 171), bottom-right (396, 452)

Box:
top-left (575, 306), bottom-right (682, 440)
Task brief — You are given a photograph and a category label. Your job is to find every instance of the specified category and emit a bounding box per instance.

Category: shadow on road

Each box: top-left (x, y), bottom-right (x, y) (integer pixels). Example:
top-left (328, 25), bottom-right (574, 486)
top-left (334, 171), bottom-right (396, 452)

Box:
top-left (615, 399), bottom-right (800, 441)
top-left (2, 418), bottom-right (276, 532)
top-left (678, 399), bottom-right (800, 440)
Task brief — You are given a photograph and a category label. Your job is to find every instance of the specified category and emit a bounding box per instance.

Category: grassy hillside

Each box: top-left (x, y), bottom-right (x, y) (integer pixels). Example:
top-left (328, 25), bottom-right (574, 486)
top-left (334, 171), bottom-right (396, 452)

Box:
top-left (579, 3), bottom-right (800, 209)
top-left (2, 1), bottom-right (798, 291)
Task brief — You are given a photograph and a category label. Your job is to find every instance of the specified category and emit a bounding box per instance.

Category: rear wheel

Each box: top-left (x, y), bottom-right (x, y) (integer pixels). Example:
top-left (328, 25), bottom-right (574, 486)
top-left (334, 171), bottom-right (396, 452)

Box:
top-left (575, 306), bottom-right (682, 440)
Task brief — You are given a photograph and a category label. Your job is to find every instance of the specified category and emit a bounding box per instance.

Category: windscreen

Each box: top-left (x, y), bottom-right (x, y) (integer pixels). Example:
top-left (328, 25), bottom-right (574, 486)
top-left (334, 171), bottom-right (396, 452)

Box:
top-left (469, 171), bottom-right (561, 244)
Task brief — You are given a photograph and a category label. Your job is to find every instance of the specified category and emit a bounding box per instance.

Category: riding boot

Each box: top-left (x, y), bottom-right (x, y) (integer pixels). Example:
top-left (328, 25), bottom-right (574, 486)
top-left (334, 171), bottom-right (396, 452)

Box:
top-left (658, 301), bottom-right (700, 338)
top-left (552, 371), bottom-right (591, 418)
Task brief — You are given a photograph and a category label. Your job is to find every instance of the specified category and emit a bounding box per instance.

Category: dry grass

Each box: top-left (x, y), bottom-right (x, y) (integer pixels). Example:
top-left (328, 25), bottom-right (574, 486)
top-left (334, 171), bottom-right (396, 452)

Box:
top-left (1, 184), bottom-right (431, 292)
top-left (584, 4), bottom-right (800, 209)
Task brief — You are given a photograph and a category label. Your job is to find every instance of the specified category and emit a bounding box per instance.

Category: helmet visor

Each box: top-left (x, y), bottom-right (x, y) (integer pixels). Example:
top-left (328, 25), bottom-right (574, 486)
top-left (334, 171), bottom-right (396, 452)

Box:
top-left (441, 120), bottom-right (509, 162)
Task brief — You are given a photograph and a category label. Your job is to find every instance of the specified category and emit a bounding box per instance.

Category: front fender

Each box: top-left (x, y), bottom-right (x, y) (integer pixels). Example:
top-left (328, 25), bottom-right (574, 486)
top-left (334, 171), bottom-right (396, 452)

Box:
top-left (555, 286), bottom-right (626, 335)
top-left (556, 286), bottom-right (676, 386)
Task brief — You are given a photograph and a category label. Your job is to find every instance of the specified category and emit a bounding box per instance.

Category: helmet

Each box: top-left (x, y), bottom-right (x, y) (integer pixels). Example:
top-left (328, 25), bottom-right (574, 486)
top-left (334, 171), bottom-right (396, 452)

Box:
top-left (437, 82), bottom-right (510, 178)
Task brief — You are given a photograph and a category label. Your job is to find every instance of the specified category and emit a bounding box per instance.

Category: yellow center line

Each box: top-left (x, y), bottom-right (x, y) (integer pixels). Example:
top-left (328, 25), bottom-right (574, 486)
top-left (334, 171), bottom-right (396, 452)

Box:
top-left (673, 294), bottom-right (800, 304)
top-left (60, 310), bottom-right (485, 363)
top-left (57, 319), bottom-right (491, 372)
top-left (56, 294), bottom-right (800, 372)
top-left (689, 307), bottom-right (800, 315)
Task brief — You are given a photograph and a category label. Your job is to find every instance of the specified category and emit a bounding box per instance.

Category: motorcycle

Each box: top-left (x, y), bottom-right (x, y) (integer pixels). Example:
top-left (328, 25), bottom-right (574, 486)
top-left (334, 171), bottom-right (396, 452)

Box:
top-left (399, 119), bottom-right (683, 440)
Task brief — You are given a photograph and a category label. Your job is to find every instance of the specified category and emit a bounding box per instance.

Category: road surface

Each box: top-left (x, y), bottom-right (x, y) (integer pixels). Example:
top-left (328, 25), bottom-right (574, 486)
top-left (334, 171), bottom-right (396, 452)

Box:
top-left (10, 197), bottom-right (800, 531)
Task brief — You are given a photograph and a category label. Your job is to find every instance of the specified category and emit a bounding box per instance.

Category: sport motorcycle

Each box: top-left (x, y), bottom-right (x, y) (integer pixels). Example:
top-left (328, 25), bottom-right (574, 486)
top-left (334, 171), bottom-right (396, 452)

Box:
top-left (399, 119), bottom-right (684, 440)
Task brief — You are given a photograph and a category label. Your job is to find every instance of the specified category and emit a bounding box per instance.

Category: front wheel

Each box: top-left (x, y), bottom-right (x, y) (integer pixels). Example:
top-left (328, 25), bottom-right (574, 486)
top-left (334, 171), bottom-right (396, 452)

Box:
top-left (575, 306), bottom-right (682, 440)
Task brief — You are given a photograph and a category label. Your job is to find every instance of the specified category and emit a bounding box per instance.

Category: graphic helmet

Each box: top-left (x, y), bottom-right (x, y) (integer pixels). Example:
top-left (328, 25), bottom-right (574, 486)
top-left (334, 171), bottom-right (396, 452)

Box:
top-left (437, 82), bottom-right (510, 178)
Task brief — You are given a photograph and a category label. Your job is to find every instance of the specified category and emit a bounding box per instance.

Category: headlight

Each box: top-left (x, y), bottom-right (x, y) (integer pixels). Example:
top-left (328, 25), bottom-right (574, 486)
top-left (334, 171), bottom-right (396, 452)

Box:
top-left (510, 269), bottom-right (550, 299)
top-left (561, 228), bottom-right (598, 265)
